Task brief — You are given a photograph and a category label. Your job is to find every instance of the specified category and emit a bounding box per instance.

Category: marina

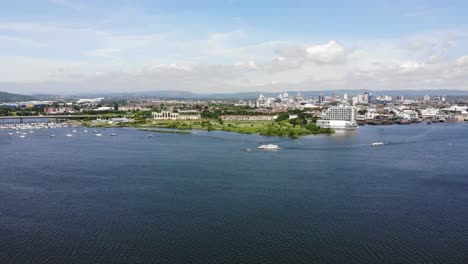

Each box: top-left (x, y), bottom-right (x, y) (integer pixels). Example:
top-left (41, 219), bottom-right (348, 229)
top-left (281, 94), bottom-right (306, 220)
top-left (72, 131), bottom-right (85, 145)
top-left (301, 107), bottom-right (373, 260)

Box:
top-left (0, 122), bottom-right (69, 130)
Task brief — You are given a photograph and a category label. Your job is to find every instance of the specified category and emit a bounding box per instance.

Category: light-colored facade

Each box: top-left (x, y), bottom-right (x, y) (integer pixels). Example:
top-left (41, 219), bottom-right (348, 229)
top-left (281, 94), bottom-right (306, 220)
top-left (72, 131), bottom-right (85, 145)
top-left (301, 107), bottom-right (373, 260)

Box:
top-left (398, 110), bottom-right (419, 120)
top-left (152, 111), bottom-right (201, 120)
top-left (316, 105), bottom-right (358, 129)
top-left (256, 94), bottom-right (272, 108)
top-left (439, 106), bottom-right (468, 121)
top-left (420, 108), bottom-right (439, 118)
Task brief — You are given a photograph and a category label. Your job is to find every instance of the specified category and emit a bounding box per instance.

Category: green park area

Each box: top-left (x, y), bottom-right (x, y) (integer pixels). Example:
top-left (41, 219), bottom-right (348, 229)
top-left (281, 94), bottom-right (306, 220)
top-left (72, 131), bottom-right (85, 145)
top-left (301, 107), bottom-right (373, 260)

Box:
top-left (79, 110), bottom-right (333, 138)
top-left (143, 118), bottom-right (333, 139)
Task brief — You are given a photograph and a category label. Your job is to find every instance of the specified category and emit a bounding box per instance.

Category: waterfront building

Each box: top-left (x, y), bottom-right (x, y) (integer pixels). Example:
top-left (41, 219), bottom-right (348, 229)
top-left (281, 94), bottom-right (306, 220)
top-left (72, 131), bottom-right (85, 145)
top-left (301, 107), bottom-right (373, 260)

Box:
top-left (397, 110), bottom-right (419, 120)
top-left (420, 108), bottom-right (439, 119)
top-left (152, 111), bottom-right (201, 120)
top-left (316, 105), bottom-right (358, 129)
top-left (439, 106), bottom-right (468, 121)
top-left (404, 110), bottom-right (419, 120)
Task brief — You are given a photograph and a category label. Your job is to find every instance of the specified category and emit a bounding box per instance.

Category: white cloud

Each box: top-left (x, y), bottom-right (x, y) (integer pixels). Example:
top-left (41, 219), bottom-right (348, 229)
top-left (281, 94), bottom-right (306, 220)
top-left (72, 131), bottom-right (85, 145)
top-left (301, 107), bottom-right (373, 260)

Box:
top-left (305, 40), bottom-right (346, 64)
top-left (1, 23), bottom-right (468, 94)
top-left (234, 61), bottom-right (258, 70)
top-left (456, 55), bottom-right (468, 67)
top-left (400, 61), bottom-right (425, 73)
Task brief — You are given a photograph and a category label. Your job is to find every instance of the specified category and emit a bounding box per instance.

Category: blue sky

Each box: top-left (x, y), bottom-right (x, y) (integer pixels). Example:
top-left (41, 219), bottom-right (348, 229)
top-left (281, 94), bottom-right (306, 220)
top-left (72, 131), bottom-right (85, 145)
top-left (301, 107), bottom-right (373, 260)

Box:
top-left (1, 0), bottom-right (468, 94)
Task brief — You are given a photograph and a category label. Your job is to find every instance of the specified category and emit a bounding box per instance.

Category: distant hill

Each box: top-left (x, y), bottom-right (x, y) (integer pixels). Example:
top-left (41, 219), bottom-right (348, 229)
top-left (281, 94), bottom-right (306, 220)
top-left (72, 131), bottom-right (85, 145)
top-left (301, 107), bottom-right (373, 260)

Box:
top-left (74, 89), bottom-right (468, 100)
top-left (0, 91), bottom-right (36, 103)
top-left (3, 89), bottom-right (468, 101)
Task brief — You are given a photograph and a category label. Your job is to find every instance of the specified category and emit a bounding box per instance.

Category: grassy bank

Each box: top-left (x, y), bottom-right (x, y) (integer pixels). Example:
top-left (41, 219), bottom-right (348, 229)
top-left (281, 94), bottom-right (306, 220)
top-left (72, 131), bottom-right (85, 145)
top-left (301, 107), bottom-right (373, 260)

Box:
top-left (147, 119), bottom-right (333, 138)
top-left (80, 117), bottom-right (333, 138)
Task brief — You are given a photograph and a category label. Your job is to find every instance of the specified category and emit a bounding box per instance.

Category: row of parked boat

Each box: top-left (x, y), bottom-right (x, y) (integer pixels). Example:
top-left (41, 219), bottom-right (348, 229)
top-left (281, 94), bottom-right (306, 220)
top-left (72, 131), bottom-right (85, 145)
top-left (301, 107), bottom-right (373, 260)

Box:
top-left (2, 126), bottom-right (117, 138)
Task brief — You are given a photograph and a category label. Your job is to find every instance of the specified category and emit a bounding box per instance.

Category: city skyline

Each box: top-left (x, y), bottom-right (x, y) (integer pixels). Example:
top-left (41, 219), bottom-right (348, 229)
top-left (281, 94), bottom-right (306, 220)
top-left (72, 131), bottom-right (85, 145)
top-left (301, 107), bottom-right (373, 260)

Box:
top-left (2, 0), bottom-right (468, 94)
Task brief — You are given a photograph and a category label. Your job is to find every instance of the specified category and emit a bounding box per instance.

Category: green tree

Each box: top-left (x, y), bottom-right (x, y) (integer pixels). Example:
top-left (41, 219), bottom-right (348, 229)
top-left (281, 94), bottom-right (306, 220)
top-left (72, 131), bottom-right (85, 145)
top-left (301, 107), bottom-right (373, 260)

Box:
top-left (275, 112), bottom-right (289, 122)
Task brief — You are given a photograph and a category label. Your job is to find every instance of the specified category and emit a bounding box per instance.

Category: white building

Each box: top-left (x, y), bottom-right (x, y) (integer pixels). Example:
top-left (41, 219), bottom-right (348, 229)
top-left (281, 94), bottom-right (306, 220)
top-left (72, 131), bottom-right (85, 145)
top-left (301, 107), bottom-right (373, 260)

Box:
top-left (376, 95), bottom-right (392, 102)
top-left (420, 108), bottom-right (439, 119)
top-left (95, 106), bottom-right (114, 111)
top-left (440, 105), bottom-right (468, 115)
top-left (439, 106), bottom-right (468, 121)
top-left (77, 98), bottom-right (104, 104)
top-left (403, 110), bottom-right (419, 120)
top-left (256, 94), bottom-right (271, 108)
top-left (316, 105), bottom-right (358, 130)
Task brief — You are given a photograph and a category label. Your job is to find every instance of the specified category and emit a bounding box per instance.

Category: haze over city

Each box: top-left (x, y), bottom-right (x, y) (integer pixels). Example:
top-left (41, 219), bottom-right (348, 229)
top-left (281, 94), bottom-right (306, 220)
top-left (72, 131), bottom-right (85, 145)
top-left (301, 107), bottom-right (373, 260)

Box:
top-left (1, 0), bottom-right (468, 94)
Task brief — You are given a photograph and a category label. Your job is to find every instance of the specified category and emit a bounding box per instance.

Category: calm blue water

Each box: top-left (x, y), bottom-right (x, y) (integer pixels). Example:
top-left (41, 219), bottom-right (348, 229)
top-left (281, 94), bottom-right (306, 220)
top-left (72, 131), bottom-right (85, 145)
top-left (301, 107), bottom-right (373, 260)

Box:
top-left (1, 123), bottom-right (467, 263)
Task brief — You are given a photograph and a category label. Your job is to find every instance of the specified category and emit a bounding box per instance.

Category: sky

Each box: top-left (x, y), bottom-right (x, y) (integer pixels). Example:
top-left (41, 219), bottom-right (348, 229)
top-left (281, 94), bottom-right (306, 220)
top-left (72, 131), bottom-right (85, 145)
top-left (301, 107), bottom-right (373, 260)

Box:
top-left (1, 0), bottom-right (468, 94)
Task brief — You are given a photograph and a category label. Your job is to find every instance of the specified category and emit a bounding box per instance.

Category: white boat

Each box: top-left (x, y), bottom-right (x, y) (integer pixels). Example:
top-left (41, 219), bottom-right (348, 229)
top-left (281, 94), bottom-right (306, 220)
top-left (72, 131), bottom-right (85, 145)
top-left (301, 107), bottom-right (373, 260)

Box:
top-left (66, 134), bottom-right (73, 137)
top-left (49, 134), bottom-right (56, 138)
top-left (19, 134), bottom-right (27, 138)
top-left (95, 133), bottom-right (103, 137)
top-left (72, 130), bottom-right (77, 133)
top-left (110, 133), bottom-right (117, 136)
top-left (258, 144), bottom-right (279, 150)
top-left (84, 130), bottom-right (88, 133)
top-left (371, 142), bottom-right (385, 147)
top-left (8, 132), bottom-right (13, 135)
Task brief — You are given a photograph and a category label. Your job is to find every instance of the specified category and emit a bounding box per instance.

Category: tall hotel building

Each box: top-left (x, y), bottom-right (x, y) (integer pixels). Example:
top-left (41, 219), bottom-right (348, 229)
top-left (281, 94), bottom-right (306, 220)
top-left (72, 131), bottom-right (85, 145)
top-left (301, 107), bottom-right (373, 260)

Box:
top-left (316, 105), bottom-right (358, 130)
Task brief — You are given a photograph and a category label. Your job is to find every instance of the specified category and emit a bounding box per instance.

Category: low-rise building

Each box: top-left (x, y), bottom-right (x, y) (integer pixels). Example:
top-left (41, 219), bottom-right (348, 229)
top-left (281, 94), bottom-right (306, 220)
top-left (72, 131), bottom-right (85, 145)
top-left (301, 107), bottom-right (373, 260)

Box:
top-left (420, 108), bottom-right (439, 119)
top-left (439, 106), bottom-right (468, 121)
top-left (152, 111), bottom-right (201, 120)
